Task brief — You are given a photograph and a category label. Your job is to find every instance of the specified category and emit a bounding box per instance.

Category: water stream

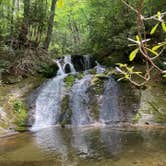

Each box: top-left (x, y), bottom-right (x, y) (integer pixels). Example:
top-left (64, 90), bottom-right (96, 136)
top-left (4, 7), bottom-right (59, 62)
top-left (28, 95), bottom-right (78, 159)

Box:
top-left (0, 126), bottom-right (166, 166)
top-left (31, 55), bottom-right (76, 130)
top-left (30, 55), bottom-right (139, 129)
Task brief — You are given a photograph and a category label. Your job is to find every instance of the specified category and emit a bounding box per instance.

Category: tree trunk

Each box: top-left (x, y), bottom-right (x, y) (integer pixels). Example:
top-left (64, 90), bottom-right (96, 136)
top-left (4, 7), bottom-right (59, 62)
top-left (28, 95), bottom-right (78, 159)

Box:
top-left (44, 0), bottom-right (57, 50)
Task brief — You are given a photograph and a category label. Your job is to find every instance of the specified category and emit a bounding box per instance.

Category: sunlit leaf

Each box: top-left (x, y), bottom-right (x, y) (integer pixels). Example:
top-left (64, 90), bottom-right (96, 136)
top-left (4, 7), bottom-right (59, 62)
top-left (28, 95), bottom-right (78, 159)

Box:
top-left (129, 48), bottom-right (139, 61)
top-left (136, 35), bottom-right (140, 41)
top-left (134, 72), bottom-right (142, 75)
top-left (57, 0), bottom-right (64, 8)
top-left (161, 22), bottom-right (166, 32)
top-left (146, 48), bottom-right (159, 57)
top-left (150, 23), bottom-right (159, 35)
top-left (152, 44), bottom-right (164, 51)
top-left (117, 77), bottom-right (125, 81)
top-left (127, 66), bottom-right (134, 72)
top-left (157, 11), bottom-right (161, 19)
top-left (125, 74), bottom-right (129, 79)
top-left (116, 63), bottom-right (126, 67)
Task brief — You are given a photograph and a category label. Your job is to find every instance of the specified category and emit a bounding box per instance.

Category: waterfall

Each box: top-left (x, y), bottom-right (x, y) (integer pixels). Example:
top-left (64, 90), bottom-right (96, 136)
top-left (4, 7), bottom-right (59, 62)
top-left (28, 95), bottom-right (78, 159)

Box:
top-left (100, 77), bottom-right (120, 124)
top-left (63, 55), bottom-right (76, 73)
top-left (83, 55), bottom-right (91, 70)
top-left (70, 75), bottom-right (93, 126)
top-left (31, 55), bottom-right (76, 130)
top-left (29, 54), bottom-right (137, 130)
top-left (95, 61), bottom-right (105, 74)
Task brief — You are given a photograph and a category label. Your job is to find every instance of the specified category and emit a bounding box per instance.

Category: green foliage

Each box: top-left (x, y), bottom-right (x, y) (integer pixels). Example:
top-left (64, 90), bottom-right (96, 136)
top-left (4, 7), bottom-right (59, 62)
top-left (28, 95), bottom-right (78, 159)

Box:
top-left (129, 48), bottom-right (139, 61)
top-left (91, 74), bottom-right (105, 95)
top-left (150, 23), bottom-right (159, 35)
top-left (64, 74), bottom-right (75, 89)
top-left (37, 63), bottom-right (58, 78)
top-left (60, 95), bottom-right (72, 126)
top-left (133, 113), bottom-right (141, 123)
top-left (12, 99), bottom-right (27, 127)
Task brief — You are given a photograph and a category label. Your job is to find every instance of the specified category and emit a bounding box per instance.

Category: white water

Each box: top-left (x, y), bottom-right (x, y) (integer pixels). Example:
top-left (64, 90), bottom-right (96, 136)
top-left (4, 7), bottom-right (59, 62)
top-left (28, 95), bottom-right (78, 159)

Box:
top-left (31, 55), bottom-right (76, 130)
top-left (70, 75), bottom-right (93, 126)
top-left (31, 55), bottom-right (126, 130)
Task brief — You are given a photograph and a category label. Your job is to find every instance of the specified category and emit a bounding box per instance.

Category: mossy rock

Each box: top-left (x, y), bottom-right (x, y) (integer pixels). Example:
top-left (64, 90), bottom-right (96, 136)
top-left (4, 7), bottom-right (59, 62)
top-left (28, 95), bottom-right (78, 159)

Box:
top-left (94, 73), bottom-right (109, 79)
top-left (88, 68), bottom-right (97, 75)
top-left (15, 126), bottom-right (28, 132)
top-left (133, 113), bottom-right (141, 123)
top-left (60, 95), bottom-right (72, 127)
top-left (37, 63), bottom-right (58, 78)
top-left (148, 101), bottom-right (166, 123)
top-left (11, 99), bottom-right (28, 127)
top-left (91, 75), bottom-right (105, 95)
top-left (75, 72), bottom-right (84, 80)
top-left (104, 68), bottom-right (117, 77)
top-left (89, 96), bottom-right (100, 121)
top-left (64, 74), bottom-right (75, 89)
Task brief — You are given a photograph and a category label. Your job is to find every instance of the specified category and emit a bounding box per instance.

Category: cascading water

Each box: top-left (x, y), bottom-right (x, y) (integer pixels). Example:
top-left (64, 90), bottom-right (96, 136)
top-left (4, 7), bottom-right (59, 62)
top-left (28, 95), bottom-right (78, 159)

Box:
top-left (30, 54), bottom-right (138, 129)
top-left (31, 55), bottom-right (76, 130)
top-left (83, 55), bottom-right (91, 70)
top-left (63, 55), bottom-right (76, 73)
top-left (100, 77), bottom-right (120, 124)
top-left (70, 75), bottom-right (93, 126)
top-left (95, 61), bottom-right (105, 74)
top-left (31, 74), bottom-right (66, 130)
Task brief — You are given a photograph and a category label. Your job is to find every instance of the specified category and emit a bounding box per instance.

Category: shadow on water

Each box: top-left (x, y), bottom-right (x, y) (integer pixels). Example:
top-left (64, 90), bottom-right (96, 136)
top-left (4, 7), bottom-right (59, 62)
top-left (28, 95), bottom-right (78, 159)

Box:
top-left (0, 126), bottom-right (166, 166)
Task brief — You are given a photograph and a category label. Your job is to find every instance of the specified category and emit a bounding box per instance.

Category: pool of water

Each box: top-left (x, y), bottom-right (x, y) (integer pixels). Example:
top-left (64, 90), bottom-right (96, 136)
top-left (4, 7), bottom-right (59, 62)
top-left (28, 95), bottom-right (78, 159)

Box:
top-left (0, 126), bottom-right (166, 166)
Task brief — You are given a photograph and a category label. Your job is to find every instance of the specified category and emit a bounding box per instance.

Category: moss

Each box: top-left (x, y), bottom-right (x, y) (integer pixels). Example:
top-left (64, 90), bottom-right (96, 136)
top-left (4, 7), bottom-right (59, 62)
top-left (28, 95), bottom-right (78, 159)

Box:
top-left (76, 72), bottom-right (84, 80)
top-left (149, 102), bottom-right (166, 123)
top-left (89, 100), bottom-right (100, 121)
top-left (91, 75), bottom-right (105, 95)
top-left (94, 73), bottom-right (109, 79)
top-left (64, 74), bottom-right (75, 89)
top-left (88, 68), bottom-right (97, 75)
top-left (15, 126), bottom-right (27, 132)
top-left (105, 68), bottom-right (117, 77)
top-left (12, 99), bottom-right (28, 127)
top-left (133, 113), bottom-right (141, 123)
top-left (37, 63), bottom-right (58, 78)
top-left (60, 95), bottom-right (72, 127)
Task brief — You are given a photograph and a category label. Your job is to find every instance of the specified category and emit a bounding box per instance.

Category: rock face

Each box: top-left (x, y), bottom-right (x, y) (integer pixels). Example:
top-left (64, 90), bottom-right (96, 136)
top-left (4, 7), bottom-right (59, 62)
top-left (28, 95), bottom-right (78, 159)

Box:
top-left (0, 107), bottom-right (9, 134)
top-left (71, 55), bottom-right (96, 71)
top-left (27, 55), bottom-right (141, 129)
top-left (138, 83), bottom-right (166, 125)
top-left (24, 55), bottom-right (166, 129)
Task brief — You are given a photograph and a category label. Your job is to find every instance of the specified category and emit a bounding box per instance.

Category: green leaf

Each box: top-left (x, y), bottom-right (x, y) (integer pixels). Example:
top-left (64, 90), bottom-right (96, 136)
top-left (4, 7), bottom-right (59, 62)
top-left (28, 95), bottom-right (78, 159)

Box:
top-left (134, 72), bottom-right (142, 75)
top-left (117, 77), bottom-right (125, 81)
top-left (129, 48), bottom-right (139, 61)
top-left (127, 66), bottom-right (134, 72)
top-left (125, 74), bottom-right (129, 79)
top-left (146, 48), bottom-right (159, 57)
top-left (136, 35), bottom-right (140, 41)
top-left (57, 0), bottom-right (64, 8)
top-left (163, 74), bottom-right (166, 78)
top-left (152, 44), bottom-right (164, 51)
top-left (161, 22), bottom-right (166, 32)
top-left (150, 23), bottom-right (159, 35)
top-left (157, 11), bottom-right (161, 19)
top-left (117, 63), bottom-right (126, 67)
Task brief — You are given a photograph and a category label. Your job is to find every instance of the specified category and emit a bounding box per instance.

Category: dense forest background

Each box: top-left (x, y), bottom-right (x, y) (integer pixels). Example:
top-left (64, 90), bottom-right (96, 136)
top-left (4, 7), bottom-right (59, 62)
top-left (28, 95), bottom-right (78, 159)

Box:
top-left (0, 0), bottom-right (166, 79)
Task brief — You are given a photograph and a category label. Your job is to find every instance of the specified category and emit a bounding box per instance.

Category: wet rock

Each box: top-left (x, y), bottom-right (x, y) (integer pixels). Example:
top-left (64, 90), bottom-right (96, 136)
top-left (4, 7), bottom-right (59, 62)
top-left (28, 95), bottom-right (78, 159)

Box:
top-left (71, 55), bottom-right (96, 71)
top-left (138, 83), bottom-right (166, 124)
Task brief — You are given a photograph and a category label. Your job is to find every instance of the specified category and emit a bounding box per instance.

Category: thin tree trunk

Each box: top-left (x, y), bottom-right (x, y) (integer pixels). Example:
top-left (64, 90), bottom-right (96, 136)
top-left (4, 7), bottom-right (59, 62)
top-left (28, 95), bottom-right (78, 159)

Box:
top-left (44, 0), bottom-right (57, 50)
top-left (18, 0), bottom-right (30, 47)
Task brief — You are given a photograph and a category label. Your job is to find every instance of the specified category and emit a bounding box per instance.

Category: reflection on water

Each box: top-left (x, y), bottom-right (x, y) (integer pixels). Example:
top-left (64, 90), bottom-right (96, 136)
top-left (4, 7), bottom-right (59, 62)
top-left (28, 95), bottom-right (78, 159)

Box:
top-left (0, 126), bottom-right (166, 166)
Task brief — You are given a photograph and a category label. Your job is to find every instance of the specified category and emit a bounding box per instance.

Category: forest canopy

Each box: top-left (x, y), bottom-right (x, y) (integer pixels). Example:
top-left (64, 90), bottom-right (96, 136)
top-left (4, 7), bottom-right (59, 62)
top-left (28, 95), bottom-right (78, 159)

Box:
top-left (0, 0), bottom-right (166, 84)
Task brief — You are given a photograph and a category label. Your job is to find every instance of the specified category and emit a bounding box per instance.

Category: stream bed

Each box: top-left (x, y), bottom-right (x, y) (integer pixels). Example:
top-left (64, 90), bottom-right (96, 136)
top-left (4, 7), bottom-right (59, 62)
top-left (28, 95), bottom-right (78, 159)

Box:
top-left (0, 126), bottom-right (166, 166)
